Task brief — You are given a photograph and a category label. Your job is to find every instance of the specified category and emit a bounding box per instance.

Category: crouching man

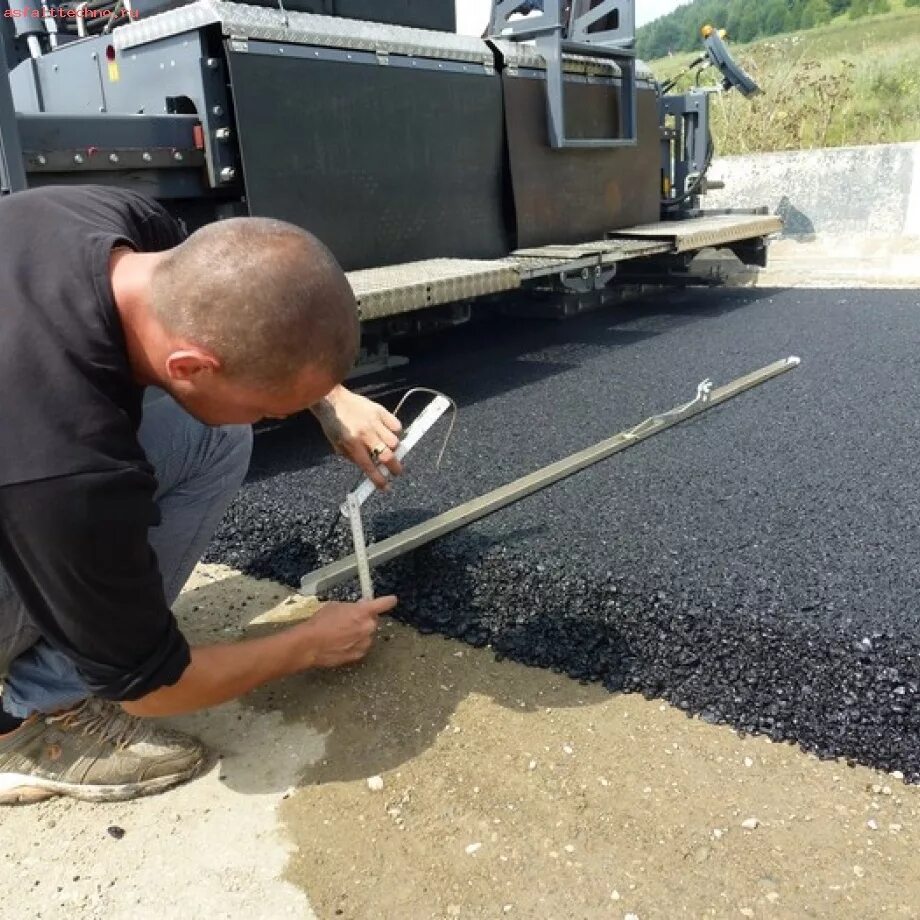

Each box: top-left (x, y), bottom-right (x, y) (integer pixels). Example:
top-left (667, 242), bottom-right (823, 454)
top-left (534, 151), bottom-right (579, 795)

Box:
top-left (0, 185), bottom-right (401, 804)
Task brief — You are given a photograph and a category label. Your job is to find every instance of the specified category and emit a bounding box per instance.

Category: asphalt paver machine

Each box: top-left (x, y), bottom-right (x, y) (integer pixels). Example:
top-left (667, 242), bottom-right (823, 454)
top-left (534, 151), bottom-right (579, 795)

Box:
top-left (0, 0), bottom-right (778, 364)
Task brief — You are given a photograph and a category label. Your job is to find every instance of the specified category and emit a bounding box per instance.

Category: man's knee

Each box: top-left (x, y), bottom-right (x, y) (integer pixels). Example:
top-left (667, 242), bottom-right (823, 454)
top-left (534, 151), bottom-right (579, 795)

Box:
top-left (201, 422), bottom-right (252, 494)
top-left (138, 392), bottom-right (252, 501)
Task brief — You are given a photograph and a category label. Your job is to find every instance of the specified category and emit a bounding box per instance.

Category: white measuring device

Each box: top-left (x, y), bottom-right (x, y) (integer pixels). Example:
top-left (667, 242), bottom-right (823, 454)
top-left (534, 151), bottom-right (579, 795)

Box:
top-left (341, 391), bottom-right (454, 600)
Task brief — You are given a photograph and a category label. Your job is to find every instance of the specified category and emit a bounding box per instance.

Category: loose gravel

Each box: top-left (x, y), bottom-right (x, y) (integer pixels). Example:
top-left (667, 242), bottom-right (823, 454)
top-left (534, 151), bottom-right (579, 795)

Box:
top-left (207, 286), bottom-right (920, 782)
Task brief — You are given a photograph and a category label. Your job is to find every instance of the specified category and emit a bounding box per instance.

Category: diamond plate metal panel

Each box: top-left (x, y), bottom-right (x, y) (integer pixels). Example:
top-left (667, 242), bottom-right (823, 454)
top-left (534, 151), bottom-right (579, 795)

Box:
top-left (506, 239), bottom-right (671, 279)
top-left (348, 259), bottom-right (520, 320)
top-left (337, 215), bottom-right (778, 321)
top-left (511, 238), bottom-right (668, 260)
top-left (114, 0), bottom-right (493, 64)
top-left (609, 214), bottom-right (783, 252)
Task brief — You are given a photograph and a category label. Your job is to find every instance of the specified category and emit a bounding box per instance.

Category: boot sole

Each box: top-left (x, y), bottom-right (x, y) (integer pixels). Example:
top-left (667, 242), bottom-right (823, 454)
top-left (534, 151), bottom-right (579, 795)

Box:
top-left (0, 759), bottom-right (208, 805)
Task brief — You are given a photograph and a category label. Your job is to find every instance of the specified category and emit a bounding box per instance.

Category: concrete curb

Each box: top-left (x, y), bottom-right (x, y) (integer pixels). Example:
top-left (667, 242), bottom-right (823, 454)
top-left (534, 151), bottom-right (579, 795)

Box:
top-left (706, 141), bottom-right (920, 240)
top-left (698, 141), bottom-right (920, 287)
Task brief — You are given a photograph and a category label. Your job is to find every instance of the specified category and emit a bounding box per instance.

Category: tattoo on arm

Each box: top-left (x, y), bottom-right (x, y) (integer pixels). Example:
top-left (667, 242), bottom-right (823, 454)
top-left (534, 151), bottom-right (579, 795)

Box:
top-left (310, 397), bottom-right (336, 421)
top-left (311, 398), bottom-right (346, 450)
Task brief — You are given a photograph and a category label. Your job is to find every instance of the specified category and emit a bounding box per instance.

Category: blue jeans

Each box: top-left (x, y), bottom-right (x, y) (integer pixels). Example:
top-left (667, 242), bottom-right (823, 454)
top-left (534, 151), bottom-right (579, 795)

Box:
top-left (0, 389), bottom-right (252, 719)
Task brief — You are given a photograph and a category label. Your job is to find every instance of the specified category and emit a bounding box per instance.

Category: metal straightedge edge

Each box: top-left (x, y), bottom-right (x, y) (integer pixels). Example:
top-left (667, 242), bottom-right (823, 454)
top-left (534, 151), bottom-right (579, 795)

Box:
top-left (300, 356), bottom-right (801, 597)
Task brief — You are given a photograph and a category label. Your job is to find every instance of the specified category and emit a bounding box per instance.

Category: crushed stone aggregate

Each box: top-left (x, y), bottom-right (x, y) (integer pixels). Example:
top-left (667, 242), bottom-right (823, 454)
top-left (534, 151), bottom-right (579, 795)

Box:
top-left (206, 287), bottom-right (920, 782)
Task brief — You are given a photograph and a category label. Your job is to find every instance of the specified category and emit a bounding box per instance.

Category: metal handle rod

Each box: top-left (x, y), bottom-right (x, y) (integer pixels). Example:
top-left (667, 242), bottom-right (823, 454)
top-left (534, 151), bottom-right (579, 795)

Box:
top-left (342, 394), bottom-right (453, 513)
top-left (345, 492), bottom-right (374, 601)
top-left (301, 357), bottom-right (800, 597)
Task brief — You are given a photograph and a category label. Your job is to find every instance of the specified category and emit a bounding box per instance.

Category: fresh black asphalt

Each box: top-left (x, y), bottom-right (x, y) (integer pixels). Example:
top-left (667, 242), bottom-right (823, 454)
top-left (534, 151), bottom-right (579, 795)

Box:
top-left (206, 286), bottom-right (920, 782)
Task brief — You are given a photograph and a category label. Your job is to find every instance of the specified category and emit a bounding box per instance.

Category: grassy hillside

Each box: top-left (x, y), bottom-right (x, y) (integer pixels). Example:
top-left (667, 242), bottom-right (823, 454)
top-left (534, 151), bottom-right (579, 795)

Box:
top-left (637, 0), bottom-right (905, 59)
top-left (647, 2), bottom-right (920, 154)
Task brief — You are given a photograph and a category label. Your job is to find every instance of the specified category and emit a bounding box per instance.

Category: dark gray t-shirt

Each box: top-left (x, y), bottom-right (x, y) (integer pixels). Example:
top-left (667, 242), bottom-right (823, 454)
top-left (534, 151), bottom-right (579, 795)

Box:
top-left (0, 184), bottom-right (191, 700)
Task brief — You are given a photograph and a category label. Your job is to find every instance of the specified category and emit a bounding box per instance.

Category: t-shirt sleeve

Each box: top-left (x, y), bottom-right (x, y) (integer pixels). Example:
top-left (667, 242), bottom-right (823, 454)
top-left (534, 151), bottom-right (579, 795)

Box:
top-left (136, 199), bottom-right (189, 250)
top-left (115, 187), bottom-right (189, 251)
top-left (0, 468), bottom-right (191, 700)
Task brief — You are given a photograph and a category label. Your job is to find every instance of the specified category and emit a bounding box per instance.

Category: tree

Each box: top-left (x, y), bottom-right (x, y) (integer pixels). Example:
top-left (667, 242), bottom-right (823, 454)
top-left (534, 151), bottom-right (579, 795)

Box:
top-left (763, 0), bottom-right (788, 34)
top-left (801, 0), bottom-right (833, 27)
top-left (724, 6), bottom-right (744, 40)
top-left (810, 0), bottom-right (833, 23)
top-left (850, 0), bottom-right (890, 17)
top-left (736, 6), bottom-right (761, 42)
top-left (635, 0), bottom-right (884, 60)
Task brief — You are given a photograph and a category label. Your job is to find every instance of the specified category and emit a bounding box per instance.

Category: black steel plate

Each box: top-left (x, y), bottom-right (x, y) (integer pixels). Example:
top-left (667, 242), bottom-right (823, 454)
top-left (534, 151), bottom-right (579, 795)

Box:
top-left (227, 47), bottom-right (508, 270)
top-left (503, 78), bottom-right (661, 248)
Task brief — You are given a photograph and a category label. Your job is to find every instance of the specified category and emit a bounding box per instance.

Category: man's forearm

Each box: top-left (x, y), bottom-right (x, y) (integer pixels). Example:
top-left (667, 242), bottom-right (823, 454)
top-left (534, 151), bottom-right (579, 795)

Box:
top-left (120, 595), bottom-right (395, 718)
top-left (120, 629), bottom-right (310, 718)
top-left (309, 383), bottom-right (346, 420)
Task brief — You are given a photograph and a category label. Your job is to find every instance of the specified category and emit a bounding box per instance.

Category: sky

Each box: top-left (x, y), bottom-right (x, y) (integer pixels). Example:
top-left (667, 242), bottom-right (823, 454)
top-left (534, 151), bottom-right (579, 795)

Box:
top-left (455, 1), bottom-right (691, 36)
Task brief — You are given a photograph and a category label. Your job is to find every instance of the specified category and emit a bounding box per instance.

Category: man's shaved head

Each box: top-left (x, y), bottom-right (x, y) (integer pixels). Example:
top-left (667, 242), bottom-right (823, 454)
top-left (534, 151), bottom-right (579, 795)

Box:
top-left (149, 217), bottom-right (359, 387)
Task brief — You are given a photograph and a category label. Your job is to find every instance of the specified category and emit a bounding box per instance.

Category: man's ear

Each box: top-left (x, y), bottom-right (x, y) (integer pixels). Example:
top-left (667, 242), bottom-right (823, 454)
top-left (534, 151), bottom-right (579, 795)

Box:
top-left (164, 348), bottom-right (221, 382)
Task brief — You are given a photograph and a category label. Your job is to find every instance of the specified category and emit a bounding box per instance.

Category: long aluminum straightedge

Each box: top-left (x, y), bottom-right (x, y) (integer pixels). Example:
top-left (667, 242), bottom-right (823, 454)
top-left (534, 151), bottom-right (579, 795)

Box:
top-left (301, 357), bottom-right (801, 597)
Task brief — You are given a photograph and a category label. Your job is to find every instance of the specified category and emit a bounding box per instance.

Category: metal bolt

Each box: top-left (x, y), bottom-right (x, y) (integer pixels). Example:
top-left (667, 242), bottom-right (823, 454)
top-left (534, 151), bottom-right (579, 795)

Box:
top-left (36, 155), bottom-right (46, 165)
top-left (206, 57), bottom-right (219, 69)
top-left (211, 105), bottom-right (224, 117)
top-left (215, 127), bottom-right (231, 141)
top-left (73, 153), bottom-right (84, 164)
top-left (173, 151), bottom-right (184, 162)
top-left (109, 153), bottom-right (119, 163)
top-left (142, 152), bottom-right (153, 162)
top-left (219, 167), bottom-right (236, 182)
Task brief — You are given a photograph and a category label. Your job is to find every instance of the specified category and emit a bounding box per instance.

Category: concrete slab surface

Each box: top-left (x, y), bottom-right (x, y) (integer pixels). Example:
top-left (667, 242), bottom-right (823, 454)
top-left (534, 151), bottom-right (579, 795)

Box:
top-left (3, 564), bottom-right (918, 920)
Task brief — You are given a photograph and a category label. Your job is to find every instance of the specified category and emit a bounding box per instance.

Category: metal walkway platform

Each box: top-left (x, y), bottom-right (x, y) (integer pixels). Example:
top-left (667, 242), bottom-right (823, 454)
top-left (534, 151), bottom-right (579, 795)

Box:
top-left (609, 213), bottom-right (783, 253)
top-left (350, 213), bottom-right (782, 320)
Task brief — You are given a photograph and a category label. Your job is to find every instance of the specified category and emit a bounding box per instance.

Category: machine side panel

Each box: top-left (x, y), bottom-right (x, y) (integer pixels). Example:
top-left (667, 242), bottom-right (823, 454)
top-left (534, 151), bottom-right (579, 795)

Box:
top-left (226, 44), bottom-right (508, 271)
top-left (30, 43), bottom-right (106, 115)
top-left (503, 74), bottom-right (660, 248)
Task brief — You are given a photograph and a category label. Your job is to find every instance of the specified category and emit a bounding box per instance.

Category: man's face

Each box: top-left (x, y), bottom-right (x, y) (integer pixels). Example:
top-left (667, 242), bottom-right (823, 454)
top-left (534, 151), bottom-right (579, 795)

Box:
top-left (168, 363), bottom-right (337, 426)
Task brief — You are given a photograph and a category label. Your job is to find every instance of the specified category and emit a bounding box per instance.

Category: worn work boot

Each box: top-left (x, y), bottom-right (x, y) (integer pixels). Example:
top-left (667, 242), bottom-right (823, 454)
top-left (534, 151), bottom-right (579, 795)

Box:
top-left (0, 697), bottom-right (209, 805)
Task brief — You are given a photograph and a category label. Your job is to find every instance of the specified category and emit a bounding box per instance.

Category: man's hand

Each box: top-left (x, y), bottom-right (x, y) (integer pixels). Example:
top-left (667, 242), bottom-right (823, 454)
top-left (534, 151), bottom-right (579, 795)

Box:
top-left (294, 595), bottom-right (397, 668)
top-left (121, 595), bottom-right (397, 718)
top-left (311, 385), bottom-right (403, 489)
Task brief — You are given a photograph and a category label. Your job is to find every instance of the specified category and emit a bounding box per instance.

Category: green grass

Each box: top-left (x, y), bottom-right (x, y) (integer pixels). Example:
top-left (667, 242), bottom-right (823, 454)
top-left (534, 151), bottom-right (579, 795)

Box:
top-left (648, 4), bottom-right (920, 153)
